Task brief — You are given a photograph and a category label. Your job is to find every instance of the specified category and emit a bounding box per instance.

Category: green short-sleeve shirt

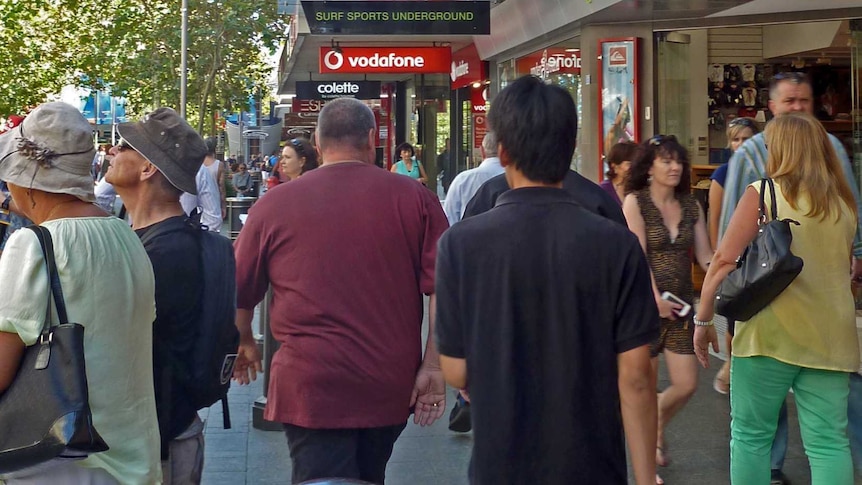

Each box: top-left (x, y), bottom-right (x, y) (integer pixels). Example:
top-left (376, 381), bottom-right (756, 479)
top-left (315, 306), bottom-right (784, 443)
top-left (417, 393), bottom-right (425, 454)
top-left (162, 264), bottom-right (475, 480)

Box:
top-left (0, 217), bottom-right (161, 484)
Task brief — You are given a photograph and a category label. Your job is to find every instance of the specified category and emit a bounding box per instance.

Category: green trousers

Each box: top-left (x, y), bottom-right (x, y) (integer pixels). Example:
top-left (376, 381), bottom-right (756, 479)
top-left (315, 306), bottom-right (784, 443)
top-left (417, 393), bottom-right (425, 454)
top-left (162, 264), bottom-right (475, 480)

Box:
top-left (730, 355), bottom-right (852, 484)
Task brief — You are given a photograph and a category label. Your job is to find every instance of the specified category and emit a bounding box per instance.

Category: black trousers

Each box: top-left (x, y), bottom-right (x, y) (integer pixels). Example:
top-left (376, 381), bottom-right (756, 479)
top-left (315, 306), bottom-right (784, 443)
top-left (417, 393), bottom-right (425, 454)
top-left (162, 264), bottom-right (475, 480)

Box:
top-left (283, 422), bottom-right (407, 484)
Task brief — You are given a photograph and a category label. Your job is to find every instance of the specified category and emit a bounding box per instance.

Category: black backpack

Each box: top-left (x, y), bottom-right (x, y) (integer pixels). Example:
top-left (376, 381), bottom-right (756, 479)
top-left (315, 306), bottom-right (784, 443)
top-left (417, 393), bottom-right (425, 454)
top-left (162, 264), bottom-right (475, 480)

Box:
top-left (141, 218), bottom-right (239, 428)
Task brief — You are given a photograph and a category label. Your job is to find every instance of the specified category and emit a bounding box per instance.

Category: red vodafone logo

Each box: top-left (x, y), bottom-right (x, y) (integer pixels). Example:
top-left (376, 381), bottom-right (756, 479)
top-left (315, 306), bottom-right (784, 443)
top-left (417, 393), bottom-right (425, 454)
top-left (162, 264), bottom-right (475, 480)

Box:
top-left (323, 50), bottom-right (345, 70)
top-left (319, 46), bottom-right (451, 74)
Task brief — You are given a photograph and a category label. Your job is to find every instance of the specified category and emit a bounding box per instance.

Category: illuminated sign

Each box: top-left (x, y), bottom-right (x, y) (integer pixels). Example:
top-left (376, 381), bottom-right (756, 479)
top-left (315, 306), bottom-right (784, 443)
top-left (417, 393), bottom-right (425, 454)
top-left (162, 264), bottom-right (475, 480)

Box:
top-left (296, 81), bottom-right (381, 100)
top-left (301, 1), bottom-right (490, 35)
top-left (517, 48), bottom-right (582, 77)
top-left (319, 47), bottom-right (451, 74)
top-left (450, 44), bottom-right (487, 90)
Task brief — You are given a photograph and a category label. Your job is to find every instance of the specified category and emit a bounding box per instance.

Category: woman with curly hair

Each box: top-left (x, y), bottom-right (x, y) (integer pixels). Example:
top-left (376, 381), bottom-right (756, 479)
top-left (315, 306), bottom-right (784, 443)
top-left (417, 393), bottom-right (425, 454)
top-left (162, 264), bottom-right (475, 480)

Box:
top-left (622, 135), bottom-right (713, 485)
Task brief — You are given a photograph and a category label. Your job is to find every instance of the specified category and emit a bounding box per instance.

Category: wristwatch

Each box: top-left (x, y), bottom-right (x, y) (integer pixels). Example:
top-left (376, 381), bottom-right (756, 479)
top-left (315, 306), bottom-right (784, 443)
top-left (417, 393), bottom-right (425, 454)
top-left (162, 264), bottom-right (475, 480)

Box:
top-left (693, 316), bottom-right (714, 327)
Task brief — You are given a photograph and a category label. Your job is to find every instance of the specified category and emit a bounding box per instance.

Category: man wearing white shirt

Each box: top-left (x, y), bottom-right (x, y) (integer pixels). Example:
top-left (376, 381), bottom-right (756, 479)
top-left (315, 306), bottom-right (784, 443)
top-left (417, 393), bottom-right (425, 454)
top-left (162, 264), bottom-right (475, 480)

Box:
top-left (180, 163), bottom-right (222, 232)
top-left (442, 132), bottom-right (504, 225)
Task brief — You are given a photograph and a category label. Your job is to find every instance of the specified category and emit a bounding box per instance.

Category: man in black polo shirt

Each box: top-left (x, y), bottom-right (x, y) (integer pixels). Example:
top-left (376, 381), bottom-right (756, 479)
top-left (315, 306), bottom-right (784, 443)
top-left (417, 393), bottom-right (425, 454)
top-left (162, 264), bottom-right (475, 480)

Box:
top-left (435, 75), bottom-right (659, 485)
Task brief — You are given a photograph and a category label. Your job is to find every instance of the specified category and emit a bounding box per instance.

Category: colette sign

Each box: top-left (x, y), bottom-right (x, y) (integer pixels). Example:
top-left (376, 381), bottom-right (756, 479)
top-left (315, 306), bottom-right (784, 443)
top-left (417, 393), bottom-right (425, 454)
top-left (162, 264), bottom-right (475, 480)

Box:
top-left (296, 80), bottom-right (381, 100)
top-left (319, 46), bottom-right (451, 74)
top-left (516, 48), bottom-right (582, 77)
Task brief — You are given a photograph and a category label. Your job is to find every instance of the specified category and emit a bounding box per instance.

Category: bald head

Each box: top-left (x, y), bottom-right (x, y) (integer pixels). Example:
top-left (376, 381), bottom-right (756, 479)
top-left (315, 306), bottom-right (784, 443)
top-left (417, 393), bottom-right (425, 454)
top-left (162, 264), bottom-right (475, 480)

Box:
top-left (317, 98), bottom-right (376, 153)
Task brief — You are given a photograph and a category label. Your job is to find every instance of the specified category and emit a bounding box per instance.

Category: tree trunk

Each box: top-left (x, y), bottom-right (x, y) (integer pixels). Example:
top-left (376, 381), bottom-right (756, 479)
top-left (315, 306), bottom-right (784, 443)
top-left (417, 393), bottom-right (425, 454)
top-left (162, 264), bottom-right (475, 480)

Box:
top-left (196, 33), bottom-right (222, 134)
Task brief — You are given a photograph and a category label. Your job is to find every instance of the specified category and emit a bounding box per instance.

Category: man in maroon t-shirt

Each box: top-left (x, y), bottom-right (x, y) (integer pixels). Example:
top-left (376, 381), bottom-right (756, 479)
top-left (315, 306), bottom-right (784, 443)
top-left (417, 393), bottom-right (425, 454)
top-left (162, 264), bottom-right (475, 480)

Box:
top-left (232, 97), bottom-right (449, 484)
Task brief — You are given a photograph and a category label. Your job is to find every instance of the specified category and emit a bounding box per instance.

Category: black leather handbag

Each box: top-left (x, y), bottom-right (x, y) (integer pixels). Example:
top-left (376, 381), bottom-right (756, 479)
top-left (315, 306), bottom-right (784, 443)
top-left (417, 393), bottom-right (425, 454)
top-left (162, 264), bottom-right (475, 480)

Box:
top-left (0, 225), bottom-right (108, 474)
top-left (715, 178), bottom-right (804, 321)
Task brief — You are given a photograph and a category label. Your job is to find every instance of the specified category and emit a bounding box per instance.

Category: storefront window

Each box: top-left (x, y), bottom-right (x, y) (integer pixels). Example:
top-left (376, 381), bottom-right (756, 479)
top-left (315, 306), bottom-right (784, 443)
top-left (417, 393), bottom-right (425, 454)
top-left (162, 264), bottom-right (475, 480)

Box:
top-left (514, 45), bottom-right (583, 171)
top-left (657, 33), bottom-right (691, 153)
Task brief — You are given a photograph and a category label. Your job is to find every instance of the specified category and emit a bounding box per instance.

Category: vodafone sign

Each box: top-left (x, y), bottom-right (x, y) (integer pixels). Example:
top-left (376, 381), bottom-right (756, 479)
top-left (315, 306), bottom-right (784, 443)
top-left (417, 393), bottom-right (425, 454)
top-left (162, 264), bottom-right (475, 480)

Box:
top-left (319, 46), bottom-right (451, 74)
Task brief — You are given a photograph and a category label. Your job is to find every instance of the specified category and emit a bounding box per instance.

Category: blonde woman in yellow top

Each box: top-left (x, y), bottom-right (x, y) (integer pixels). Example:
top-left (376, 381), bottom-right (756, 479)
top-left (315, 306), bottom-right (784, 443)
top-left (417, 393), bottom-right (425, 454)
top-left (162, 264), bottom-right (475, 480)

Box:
top-left (694, 112), bottom-right (859, 485)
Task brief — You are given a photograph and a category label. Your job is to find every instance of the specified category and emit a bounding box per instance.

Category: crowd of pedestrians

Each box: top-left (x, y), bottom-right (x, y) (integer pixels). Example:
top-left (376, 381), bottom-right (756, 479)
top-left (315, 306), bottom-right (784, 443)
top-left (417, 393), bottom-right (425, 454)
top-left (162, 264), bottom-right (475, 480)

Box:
top-left (0, 70), bottom-right (861, 485)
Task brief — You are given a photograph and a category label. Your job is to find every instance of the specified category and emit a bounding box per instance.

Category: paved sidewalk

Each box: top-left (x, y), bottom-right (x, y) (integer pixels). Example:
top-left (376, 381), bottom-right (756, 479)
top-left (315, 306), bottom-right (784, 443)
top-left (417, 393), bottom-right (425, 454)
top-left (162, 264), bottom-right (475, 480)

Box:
top-left (201, 356), bottom-right (821, 485)
top-left (200, 294), bottom-right (817, 484)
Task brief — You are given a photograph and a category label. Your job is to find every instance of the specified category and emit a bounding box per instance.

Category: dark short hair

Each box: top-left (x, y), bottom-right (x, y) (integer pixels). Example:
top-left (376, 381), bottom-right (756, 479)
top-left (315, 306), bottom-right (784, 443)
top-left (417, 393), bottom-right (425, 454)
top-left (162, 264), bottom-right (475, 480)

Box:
top-left (625, 135), bottom-right (691, 197)
top-left (395, 142), bottom-right (414, 160)
top-left (606, 141), bottom-right (639, 179)
top-left (487, 75), bottom-right (576, 184)
top-left (204, 137), bottom-right (217, 156)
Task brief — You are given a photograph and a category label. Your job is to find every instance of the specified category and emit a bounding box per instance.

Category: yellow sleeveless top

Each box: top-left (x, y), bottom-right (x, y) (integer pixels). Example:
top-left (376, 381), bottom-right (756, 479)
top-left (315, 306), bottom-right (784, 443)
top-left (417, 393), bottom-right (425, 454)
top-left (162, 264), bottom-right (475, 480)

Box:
top-left (732, 180), bottom-right (859, 372)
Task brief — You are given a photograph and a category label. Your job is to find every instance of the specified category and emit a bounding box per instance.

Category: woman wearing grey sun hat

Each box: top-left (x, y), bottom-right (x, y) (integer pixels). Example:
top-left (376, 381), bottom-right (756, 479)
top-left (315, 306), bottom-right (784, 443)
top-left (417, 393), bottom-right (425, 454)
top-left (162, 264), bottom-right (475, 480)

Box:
top-left (0, 102), bottom-right (162, 484)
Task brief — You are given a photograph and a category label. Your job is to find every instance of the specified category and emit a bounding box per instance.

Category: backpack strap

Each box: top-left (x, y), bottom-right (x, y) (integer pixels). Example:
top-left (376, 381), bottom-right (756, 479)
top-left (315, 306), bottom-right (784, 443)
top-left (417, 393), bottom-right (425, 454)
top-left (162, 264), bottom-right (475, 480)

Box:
top-left (139, 217), bottom-right (193, 246)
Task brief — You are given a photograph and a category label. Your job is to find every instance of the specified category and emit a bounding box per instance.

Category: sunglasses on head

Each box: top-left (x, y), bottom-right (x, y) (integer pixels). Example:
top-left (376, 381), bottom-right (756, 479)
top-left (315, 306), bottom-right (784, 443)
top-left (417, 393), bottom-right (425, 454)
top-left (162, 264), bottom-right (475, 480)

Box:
top-left (772, 71), bottom-right (806, 84)
top-left (728, 118), bottom-right (756, 129)
top-left (648, 134), bottom-right (677, 146)
top-left (289, 138), bottom-right (305, 158)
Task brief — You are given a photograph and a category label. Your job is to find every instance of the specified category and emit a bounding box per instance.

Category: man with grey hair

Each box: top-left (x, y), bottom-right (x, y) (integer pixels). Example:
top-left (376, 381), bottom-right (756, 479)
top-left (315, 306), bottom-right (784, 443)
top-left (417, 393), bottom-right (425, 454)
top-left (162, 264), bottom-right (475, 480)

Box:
top-left (442, 132), bottom-right (504, 226)
top-left (232, 97), bottom-right (449, 484)
top-left (107, 107), bottom-right (213, 484)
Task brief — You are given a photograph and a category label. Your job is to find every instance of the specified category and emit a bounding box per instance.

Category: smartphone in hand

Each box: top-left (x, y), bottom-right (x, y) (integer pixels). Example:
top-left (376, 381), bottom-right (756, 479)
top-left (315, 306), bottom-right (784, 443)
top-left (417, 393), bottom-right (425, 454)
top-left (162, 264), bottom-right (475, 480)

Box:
top-left (661, 291), bottom-right (691, 318)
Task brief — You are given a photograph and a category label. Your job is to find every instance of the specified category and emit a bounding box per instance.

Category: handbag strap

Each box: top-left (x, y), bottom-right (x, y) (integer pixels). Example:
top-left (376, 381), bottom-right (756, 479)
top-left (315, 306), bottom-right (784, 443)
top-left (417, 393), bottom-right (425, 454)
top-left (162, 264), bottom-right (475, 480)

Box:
top-left (27, 226), bottom-right (70, 335)
top-left (758, 178), bottom-right (779, 224)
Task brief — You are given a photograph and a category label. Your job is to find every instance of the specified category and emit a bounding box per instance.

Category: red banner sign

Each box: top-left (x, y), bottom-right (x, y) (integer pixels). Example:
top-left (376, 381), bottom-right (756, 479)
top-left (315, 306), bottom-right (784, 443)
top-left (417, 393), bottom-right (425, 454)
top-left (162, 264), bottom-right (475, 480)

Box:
top-left (319, 46), bottom-right (451, 74)
top-left (516, 48), bottom-right (582, 77)
top-left (473, 114), bottom-right (486, 149)
top-left (471, 87), bottom-right (488, 114)
top-left (450, 44), bottom-right (486, 90)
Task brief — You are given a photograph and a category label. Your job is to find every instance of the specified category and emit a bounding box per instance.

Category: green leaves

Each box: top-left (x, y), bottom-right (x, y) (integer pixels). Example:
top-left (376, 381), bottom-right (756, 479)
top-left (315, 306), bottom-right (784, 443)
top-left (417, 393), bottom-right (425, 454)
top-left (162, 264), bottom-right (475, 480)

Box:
top-left (0, 0), bottom-right (287, 134)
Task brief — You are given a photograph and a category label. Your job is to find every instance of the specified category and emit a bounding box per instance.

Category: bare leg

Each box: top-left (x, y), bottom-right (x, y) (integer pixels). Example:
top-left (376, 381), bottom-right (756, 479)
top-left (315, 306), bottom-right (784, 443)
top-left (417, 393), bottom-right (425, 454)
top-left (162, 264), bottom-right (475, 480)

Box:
top-left (714, 332), bottom-right (733, 395)
top-left (656, 351), bottom-right (699, 465)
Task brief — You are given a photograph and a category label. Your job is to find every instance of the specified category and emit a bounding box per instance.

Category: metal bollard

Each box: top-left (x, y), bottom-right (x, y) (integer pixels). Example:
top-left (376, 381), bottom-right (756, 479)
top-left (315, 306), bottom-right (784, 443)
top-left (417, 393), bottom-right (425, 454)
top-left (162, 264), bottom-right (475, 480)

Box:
top-left (252, 286), bottom-right (283, 431)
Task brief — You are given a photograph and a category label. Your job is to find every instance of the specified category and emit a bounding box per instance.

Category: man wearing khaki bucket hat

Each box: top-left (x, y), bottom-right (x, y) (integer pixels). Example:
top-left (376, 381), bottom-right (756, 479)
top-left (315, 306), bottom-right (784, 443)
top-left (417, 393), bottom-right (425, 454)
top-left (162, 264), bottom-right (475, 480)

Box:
top-left (107, 107), bottom-right (211, 484)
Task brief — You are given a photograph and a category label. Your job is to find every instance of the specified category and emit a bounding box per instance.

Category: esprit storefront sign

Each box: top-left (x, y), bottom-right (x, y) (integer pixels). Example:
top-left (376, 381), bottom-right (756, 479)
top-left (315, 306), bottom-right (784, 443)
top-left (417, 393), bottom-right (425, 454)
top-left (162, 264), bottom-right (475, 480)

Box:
top-left (295, 80), bottom-right (381, 100)
top-left (516, 48), bottom-right (582, 78)
top-left (319, 47), bottom-right (451, 74)
top-left (301, 1), bottom-right (490, 36)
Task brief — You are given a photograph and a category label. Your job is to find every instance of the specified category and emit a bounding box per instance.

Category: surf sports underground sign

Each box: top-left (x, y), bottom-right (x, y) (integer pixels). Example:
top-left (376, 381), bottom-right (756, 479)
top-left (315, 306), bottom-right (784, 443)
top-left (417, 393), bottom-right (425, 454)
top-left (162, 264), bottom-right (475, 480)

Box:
top-left (301, 1), bottom-right (490, 35)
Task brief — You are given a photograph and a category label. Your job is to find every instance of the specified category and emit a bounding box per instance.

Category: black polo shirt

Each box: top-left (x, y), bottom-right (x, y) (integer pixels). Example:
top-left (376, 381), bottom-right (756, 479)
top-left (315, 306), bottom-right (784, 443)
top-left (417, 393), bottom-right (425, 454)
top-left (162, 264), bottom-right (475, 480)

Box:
top-left (462, 170), bottom-right (625, 224)
top-left (436, 187), bottom-right (659, 485)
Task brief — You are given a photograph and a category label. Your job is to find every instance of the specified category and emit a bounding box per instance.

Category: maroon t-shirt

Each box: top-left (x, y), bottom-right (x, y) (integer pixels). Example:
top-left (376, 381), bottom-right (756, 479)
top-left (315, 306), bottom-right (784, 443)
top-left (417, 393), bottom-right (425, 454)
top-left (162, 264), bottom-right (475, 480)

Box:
top-left (235, 161), bottom-right (448, 428)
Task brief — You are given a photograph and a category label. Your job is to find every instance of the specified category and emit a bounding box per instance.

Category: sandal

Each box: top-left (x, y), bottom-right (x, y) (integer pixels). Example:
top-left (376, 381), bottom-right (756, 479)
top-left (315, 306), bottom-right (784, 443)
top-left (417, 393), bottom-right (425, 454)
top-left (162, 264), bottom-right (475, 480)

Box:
top-left (656, 446), bottom-right (670, 467)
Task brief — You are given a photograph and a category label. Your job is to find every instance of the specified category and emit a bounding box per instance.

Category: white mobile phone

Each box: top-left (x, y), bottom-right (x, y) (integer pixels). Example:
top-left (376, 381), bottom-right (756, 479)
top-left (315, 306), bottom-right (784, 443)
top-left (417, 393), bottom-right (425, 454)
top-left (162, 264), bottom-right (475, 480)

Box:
top-left (661, 291), bottom-right (691, 318)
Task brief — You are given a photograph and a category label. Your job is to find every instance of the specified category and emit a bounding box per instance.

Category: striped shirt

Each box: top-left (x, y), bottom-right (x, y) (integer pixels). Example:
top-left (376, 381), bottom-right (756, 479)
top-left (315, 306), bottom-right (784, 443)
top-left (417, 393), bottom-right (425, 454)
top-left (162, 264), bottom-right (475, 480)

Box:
top-left (719, 132), bottom-right (862, 257)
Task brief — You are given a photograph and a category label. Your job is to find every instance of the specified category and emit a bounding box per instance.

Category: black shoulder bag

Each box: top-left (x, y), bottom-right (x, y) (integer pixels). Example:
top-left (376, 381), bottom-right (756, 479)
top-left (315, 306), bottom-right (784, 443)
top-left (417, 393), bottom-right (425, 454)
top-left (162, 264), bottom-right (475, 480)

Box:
top-left (715, 178), bottom-right (804, 322)
top-left (0, 225), bottom-right (108, 474)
